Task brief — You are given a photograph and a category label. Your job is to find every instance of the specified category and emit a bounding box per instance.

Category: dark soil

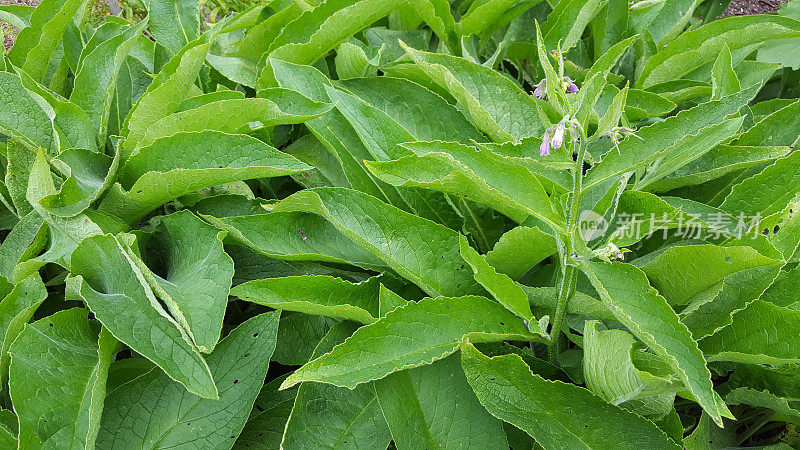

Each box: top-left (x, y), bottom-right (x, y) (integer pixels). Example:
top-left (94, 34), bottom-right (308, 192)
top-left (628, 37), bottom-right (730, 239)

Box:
top-left (1, 0), bottom-right (39, 52)
top-left (720, 0), bottom-right (788, 17)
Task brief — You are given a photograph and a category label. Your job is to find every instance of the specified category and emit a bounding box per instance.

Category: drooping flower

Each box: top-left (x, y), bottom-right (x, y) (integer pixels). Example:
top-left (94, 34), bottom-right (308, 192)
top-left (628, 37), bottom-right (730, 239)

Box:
top-left (564, 76), bottom-right (579, 94)
top-left (533, 79), bottom-right (546, 99)
top-left (550, 120), bottom-right (566, 149)
top-left (540, 128), bottom-right (552, 156)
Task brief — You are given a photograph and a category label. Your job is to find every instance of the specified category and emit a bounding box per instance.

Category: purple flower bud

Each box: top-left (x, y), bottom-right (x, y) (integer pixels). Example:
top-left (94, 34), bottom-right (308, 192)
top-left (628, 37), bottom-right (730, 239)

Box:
top-left (567, 80), bottom-right (578, 94)
top-left (523, 320), bottom-right (530, 330)
top-left (533, 79), bottom-right (546, 100)
top-left (540, 129), bottom-right (552, 156)
top-left (550, 121), bottom-right (566, 149)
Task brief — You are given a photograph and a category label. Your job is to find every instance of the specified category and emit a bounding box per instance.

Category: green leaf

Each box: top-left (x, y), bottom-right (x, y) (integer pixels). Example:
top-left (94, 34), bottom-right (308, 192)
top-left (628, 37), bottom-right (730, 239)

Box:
top-left (136, 91), bottom-right (333, 149)
top-left (580, 260), bottom-right (725, 425)
top-left (0, 72), bottom-right (55, 152)
top-left (460, 342), bottom-right (680, 449)
top-left (639, 244), bottom-right (779, 307)
top-left (281, 295), bottom-right (538, 389)
top-left (631, 116), bottom-right (744, 192)
top-left (69, 234), bottom-right (217, 399)
top-left (720, 150), bottom-right (800, 222)
top-left (540, 0), bottom-right (602, 51)
top-left (143, 210), bottom-right (234, 353)
top-left (585, 86), bottom-right (757, 191)
top-left (149, 0), bottom-right (200, 55)
top-left (99, 131), bottom-right (311, 223)
top-left (38, 147), bottom-right (119, 217)
top-left (637, 15), bottom-right (800, 88)
top-left (232, 275), bottom-right (380, 324)
top-left (365, 141), bottom-right (564, 228)
top-left (401, 43), bottom-right (545, 142)
top-left (272, 187), bottom-right (483, 297)
top-left (0, 212), bottom-right (46, 281)
top-left (710, 44), bottom-right (740, 100)
top-left (7, 0), bottom-right (85, 82)
top-left (374, 353), bottom-right (508, 449)
top-left (644, 144), bottom-right (791, 193)
top-left (16, 67), bottom-right (95, 151)
top-left (700, 300), bottom-right (800, 366)
top-left (281, 321), bottom-right (393, 449)
top-left (258, 0), bottom-right (405, 86)
top-left (70, 19), bottom-right (148, 146)
top-left (484, 225), bottom-right (556, 280)
top-left (336, 77), bottom-right (485, 143)
top-left (9, 308), bottom-right (120, 449)
top-left (735, 98), bottom-right (800, 148)
top-left (234, 375), bottom-right (298, 449)
top-left (459, 235), bottom-right (534, 322)
top-left (583, 321), bottom-right (679, 419)
top-left (681, 265), bottom-right (781, 340)
top-left (206, 212), bottom-right (388, 271)
top-left (97, 311), bottom-right (279, 447)
top-left (122, 38), bottom-right (211, 156)
top-left (0, 273), bottom-right (48, 391)
top-left (270, 58), bottom-right (408, 207)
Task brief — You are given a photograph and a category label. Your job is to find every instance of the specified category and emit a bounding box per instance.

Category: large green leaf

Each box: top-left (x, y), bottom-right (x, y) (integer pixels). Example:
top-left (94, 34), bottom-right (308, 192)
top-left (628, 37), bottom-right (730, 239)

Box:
top-left (281, 321), bottom-right (392, 449)
top-left (459, 235), bottom-right (534, 321)
top-left (637, 15), bottom-right (800, 88)
top-left (69, 234), bottom-right (217, 398)
top-left (0, 72), bottom-right (55, 152)
top-left (580, 260), bottom-right (726, 425)
top-left (273, 187), bottom-right (487, 296)
top-left (401, 44), bottom-right (545, 142)
top-left (540, 0), bottom-right (602, 51)
top-left (585, 86), bottom-right (757, 191)
top-left (270, 58), bottom-right (409, 207)
top-left (207, 212), bottom-right (388, 271)
top-left (336, 77), bottom-right (485, 144)
top-left (700, 300), bottom-right (800, 366)
top-left (583, 321), bottom-right (679, 419)
top-left (720, 147), bottom-right (800, 219)
top-left (148, 0), bottom-right (200, 55)
top-left (97, 311), bottom-right (279, 447)
top-left (258, 0), bottom-right (405, 86)
top-left (38, 147), bottom-right (118, 217)
top-left (639, 244), bottom-right (780, 307)
top-left (0, 272), bottom-right (48, 391)
top-left (136, 91), bottom-right (333, 148)
top-left (232, 275), bottom-right (380, 324)
top-left (99, 131), bottom-right (311, 223)
top-left (281, 295), bottom-right (539, 389)
top-left (9, 308), bottom-right (120, 449)
top-left (122, 38), bottom-right (211, 156)
top-left (681, 265), bottom-right (781, 340)
top-left (70, 19), bottom-right (148, 146)
top-left (142, 210), bottom-right (234, 353)
top-left (375, 353), bottom-right (508, 449)
top-left (460, 342), bottom-right (680, 449)
top-left (8, 0), bottom-right (85, 82)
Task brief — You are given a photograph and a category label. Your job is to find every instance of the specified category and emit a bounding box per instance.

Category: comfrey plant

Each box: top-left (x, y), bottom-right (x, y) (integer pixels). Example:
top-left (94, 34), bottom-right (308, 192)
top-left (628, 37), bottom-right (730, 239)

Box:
top-left (0, 0), bottom-right (800, 448)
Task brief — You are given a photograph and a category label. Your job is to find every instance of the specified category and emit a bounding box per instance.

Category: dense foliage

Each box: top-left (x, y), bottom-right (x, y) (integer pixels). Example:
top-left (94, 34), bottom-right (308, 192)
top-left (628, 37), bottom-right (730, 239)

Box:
top-left (1, 0), bottom-right (800, 447)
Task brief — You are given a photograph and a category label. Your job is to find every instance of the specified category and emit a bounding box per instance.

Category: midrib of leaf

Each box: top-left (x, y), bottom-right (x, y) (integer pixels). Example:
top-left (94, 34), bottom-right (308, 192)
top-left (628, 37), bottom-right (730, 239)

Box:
top-left (331, 396), bottom-right (381, 449)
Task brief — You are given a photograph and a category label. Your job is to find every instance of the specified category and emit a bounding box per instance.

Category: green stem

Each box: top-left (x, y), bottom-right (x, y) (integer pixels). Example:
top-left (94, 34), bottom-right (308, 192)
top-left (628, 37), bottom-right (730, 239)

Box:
top-left (548, 137), bottom-right (588, 364)
top-left (549, 263), bottom-right (577, 363)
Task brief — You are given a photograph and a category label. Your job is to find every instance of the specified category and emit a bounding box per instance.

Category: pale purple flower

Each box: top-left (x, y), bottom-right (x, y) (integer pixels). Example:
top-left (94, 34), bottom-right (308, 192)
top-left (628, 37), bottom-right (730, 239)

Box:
top-left (533, 79), bottom-right (546, 100)
top-left (550, 121), bottom-right (566, 149)
top-left (540, 129), bottom-right (552, 156)
top-left (566, 77), bottom-right (579, 94)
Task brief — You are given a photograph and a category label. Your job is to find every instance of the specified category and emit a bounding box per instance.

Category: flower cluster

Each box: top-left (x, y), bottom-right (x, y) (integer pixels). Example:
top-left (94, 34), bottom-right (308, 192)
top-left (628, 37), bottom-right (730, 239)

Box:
top-left (540, 115), bottom-right (580, 156)
top-left (533, 76), bottom-right (578, 100)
